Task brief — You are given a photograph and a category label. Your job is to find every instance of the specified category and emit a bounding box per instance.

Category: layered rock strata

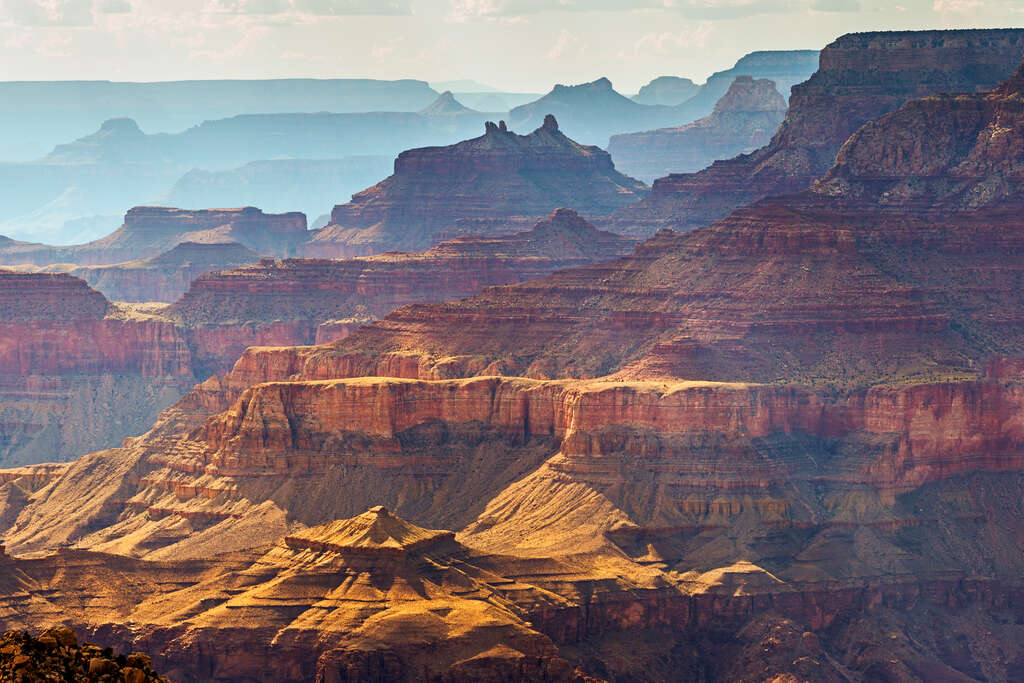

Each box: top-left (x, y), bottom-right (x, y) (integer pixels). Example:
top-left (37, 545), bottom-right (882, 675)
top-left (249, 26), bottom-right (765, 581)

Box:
top-left (4, 504), bottom-right (1024, 681)
top-left (169, 209), bottom-right (633, 374)
top-left (609, 76), bottom-right (788, 182)
top-left (608, 28), bottom-right (1024, 236)
top-left (6, 34), bottom-right (1024, 683)
top-left (0, 272), bottom-right (193, 466)
top-left (311, 116), bottom-right (647, 255)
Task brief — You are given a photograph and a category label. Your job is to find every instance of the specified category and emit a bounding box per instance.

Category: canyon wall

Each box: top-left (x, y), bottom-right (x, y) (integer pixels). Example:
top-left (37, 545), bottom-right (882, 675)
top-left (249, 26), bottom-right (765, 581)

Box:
top-left (607, 28), bottom-right (1024, 236)
top-left (0, 272), bottom-right (194, 466)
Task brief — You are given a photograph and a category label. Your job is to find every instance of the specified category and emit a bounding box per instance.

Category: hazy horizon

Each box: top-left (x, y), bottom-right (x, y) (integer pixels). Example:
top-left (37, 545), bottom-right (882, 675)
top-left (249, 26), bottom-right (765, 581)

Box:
top-left (0, 0), bottom-right (1019, 94)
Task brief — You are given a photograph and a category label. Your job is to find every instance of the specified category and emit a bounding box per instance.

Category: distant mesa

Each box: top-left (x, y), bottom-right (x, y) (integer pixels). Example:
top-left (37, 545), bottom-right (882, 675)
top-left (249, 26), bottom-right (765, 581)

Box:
top-left (632, 75), bottom-right (700, 106)
top-left (56, 240), bottom-right (261, 303)
top-left (506, 76), bottom-right (680, 145)
top-left (0, 205), bottom-right (307, 268)
top-left (167, 207), bottom-right (634, 372)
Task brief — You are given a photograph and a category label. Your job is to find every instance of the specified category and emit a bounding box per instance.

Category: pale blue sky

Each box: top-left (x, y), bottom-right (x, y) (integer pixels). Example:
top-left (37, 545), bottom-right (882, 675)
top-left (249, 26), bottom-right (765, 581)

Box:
top-left (0, 0), bottom-right (1020, 92)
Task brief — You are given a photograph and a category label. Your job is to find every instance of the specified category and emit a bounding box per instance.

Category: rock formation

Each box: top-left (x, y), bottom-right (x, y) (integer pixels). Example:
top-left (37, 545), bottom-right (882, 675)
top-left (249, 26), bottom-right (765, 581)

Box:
top-left (310, 118), bottom-right (647, 255)
top-left (608, 28), bottom-right (1024, 236)
top-left (6, 32), bottom-right (1024, 683)
top-left (169, 209), bottom-right (634, 375)
top-left (0, 211), bottom-right (634, 460)
top-left (667, 49), bottom-right (820, 118)
top-left (0, 272), bottom-right (193, 466)
top-left (419, 90), bottom-right (479, 116)
top-left (0, 628), bottom-right (169, 682)
top-left (0, 206), bottom-right (307, 267)
top-left (609, 76), bottom-right (788, 182)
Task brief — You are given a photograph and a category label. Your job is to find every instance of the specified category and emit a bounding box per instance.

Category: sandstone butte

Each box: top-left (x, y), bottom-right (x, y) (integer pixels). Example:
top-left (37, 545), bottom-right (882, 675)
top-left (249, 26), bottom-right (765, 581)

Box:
top-left (605, 28), bottom-right (1024, 237)
top-left (3, 52), bottom-right (1024, 681)
top-left (0, 210), bottom-right (633, 466)
top-left (608, 76), bottom-right (788, 183)
top-left (307, 114), bottom-right (649, 257)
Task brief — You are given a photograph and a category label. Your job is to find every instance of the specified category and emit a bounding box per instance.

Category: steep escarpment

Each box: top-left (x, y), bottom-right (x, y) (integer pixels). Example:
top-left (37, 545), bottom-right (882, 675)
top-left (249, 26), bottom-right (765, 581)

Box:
top-left (0, 206), bottom-right (307, 267)
top-left (609, 28), bottom-right (1024, 236)
top-left (609, 76), bottom-right (788, 182)
top-left (0, 272), bottom-right (194, 466)
top-left (311, 116), bottom-right (648, 255)
top-left (7, 372), bottom-right (1024, 682)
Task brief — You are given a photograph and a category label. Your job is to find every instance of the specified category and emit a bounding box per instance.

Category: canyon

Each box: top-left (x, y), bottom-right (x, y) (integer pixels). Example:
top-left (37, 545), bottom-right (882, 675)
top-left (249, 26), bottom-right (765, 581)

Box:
top-left (607, 28), bottom-right (1024, 237)
top-left (0, 210), bottom-right (635, 463)
top-left (3, 28), bottom-right (1024, 683)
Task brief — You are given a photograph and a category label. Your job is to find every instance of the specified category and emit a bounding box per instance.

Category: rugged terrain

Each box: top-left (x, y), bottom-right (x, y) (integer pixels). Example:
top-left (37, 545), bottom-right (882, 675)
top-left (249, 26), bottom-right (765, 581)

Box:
top-left (312, 116), bottom-right (648, 255)
top-left (0, 211), bottom-right (634, 462)
top-left (0, 271), bottom-right (193, 466)
top-left (609, 76), bottom-right (788, 182)
top-left (169, 209), bottom-right (634, 376)
top-left (608, 28), bottom-right (1024, 236)
top-left (1, 47), bottom-right (1024, 681)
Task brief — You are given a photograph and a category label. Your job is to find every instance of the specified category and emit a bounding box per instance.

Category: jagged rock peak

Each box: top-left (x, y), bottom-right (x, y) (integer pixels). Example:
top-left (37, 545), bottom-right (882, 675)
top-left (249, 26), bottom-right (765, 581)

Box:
top-left (542, 113), bottom-right (559, 132)
top-left (283, 506), bottom-right (456, 555)
top-left (484, 119), bottom-right (510, 134)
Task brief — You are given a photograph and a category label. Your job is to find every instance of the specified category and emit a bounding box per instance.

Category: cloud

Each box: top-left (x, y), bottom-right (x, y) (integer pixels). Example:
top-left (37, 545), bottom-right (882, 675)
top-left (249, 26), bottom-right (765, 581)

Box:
top-left (545, 27), bottom-right (581, 59)
top-left (205, 0), bottom-right (290, 13)
top-left (932, 0), bottom-right (981, 10)
top-left (449, 0), bottom-right (825, 20)
top-left (1, 0), bottom-right (94, 25)
top-left (96, 0), bottom-right (130, 11)
top-left (291, 0), bottom-right (411, 14)
top-left (205, 0), bottom-right (411, 14)
top-left (810, 0), bottom-right (859, 10)
top-left (630, 23), bottom-right (712, 57)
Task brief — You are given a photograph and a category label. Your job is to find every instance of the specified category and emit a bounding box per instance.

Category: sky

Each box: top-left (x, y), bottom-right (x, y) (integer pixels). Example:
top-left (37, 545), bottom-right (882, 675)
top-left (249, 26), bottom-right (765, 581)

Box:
top-left (0, 0), bottom-right (1020, 93)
